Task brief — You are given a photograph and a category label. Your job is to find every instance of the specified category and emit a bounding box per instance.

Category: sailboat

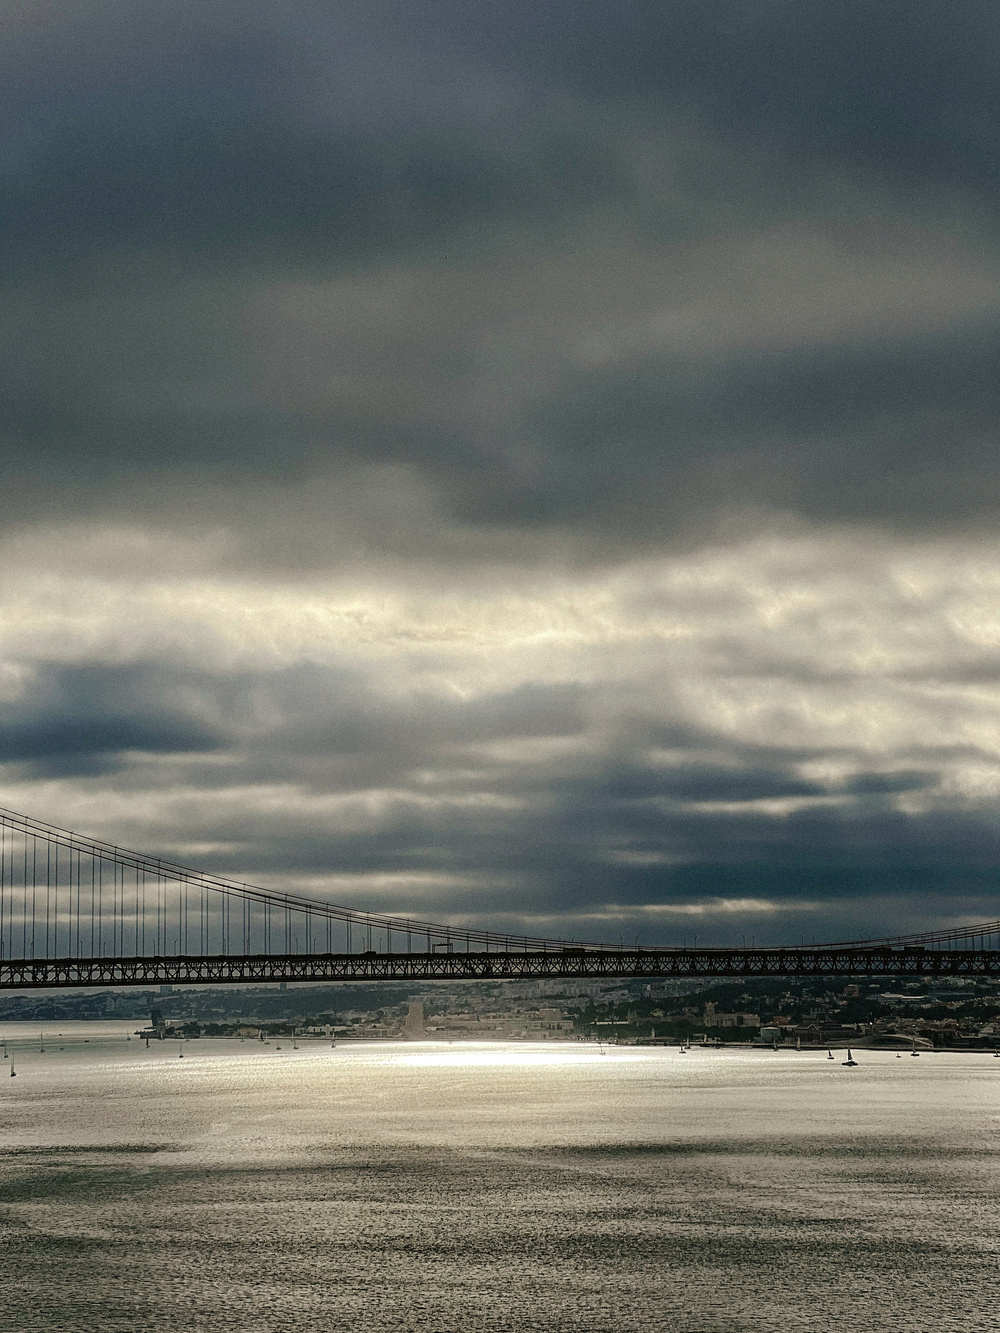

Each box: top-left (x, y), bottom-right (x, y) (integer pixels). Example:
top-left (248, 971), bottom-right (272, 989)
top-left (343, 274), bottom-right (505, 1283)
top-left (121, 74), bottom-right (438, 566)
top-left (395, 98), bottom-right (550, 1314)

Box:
top-left (826, 1049), bottom-right (834, 1060)
top-left (39, 1032), bottom-right (45, 1053)
top-left (9, 1060), bottom-right (15, 1077)
top-left (795, 1036), bottom-right (801, 1052)
top-left (896, 1052), bottom-right (901, 1058)
top-left (842, 1048), bottom-right (858, 1067)
top-left (910, 1037), bottom-right (920, 1057)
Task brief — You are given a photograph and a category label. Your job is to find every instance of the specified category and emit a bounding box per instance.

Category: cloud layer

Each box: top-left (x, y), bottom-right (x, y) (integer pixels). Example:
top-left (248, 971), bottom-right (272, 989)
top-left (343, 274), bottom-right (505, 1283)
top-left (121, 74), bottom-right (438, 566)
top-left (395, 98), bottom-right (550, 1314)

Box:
top-left (2, 2), bottom-right (1000, 943)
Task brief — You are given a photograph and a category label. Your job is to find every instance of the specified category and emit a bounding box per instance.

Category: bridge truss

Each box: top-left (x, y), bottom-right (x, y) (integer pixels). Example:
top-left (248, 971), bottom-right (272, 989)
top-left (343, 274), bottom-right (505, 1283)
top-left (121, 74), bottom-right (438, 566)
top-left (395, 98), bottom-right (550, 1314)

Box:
top-left (2, 947), bottom-right (1000, 990)
top-left (1, 806), bottom-right (999, 987)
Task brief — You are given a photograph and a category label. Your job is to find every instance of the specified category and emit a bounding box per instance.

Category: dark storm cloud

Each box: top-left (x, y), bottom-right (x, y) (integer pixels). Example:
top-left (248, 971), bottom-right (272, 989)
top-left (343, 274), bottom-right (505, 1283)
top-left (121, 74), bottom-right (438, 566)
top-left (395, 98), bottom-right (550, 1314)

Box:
top-left (442, 0), bottom-right (1000, 184)
top-left (483, 315), bottom-right (1000, 536)
top-left (0, 662), bottom-right (225, 774)
top-left (5, 1), bottom-right (997, 272)
top-left (176, 735), bottom-right (1000, 945)
top-left (0, 657), bottom-right (587, 786)
top-left (2, 0), bottom-right (999, 548)
top-left (5, 281), bottom-right (1000, 545)
top-left (3, 1), bottom-right (1000, 946)
top-left (4, 653), bottom-right (992, 943)
top-left (1, 0), bottom-right (554, 271)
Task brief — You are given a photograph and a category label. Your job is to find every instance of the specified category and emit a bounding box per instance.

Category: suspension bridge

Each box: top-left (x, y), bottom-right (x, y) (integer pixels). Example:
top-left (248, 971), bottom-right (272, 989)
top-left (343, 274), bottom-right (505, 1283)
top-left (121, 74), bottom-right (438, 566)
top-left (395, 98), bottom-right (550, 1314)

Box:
top-left (1, 806), bottom-right (999, 990)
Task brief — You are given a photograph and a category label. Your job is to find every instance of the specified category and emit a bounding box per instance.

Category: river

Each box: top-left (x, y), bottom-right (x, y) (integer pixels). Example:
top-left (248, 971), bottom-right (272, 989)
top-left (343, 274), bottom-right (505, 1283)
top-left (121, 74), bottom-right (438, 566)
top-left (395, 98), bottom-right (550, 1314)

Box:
top-left (0, 1021), bottom-right (996, 1332)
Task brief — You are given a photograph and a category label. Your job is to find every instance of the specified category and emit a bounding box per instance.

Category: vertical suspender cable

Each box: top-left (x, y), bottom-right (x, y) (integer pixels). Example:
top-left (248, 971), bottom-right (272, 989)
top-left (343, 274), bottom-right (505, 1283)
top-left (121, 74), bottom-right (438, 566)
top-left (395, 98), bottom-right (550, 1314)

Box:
top-left (45, 841), bottom-right (51, 959)
top-left (0, 822), bottom-right (6, 961)
top-left (0, 822), bottom-right (5, 961)
top-left (22, 833), bottom-right (28, 958)
top-left (30, 836), bottom-right (36, 959)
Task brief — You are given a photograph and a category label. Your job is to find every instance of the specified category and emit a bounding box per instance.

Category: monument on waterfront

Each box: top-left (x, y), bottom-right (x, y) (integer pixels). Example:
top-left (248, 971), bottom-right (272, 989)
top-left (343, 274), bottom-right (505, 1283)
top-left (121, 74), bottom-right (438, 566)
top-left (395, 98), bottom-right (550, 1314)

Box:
top-left (403, 1000), bottom-right (425, 1039)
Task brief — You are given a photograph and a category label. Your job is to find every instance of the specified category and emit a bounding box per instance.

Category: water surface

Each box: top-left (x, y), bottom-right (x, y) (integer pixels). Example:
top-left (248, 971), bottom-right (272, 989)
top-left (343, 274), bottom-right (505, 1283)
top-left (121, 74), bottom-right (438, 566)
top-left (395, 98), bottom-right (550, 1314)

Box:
top-left (1, 1023), bottom-right (997, 1331)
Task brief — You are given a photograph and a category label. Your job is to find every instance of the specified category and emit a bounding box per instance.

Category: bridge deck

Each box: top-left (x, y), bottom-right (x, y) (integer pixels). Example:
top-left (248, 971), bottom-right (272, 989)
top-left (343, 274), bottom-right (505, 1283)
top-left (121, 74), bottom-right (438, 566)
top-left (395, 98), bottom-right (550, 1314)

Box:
top-left (2, 948), bottom-right (1000, 989)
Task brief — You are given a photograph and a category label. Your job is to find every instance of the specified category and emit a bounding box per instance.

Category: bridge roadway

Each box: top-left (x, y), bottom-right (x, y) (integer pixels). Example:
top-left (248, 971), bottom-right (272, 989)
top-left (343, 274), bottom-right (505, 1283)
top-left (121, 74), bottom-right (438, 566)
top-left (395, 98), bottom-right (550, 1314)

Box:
top-left (2, 947), bottom-right (1000, 989)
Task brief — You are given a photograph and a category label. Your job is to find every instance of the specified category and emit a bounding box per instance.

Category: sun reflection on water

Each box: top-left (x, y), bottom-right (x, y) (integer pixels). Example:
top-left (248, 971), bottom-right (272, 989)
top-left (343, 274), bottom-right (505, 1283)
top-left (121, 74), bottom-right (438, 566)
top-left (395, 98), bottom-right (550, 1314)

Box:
top-left (395, 1041), bottom-right (652, 1067)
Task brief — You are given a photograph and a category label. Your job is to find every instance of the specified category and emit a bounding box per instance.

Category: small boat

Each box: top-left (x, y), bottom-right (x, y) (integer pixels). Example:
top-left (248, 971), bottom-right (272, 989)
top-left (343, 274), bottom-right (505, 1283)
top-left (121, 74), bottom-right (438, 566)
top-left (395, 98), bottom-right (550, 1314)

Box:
top-left (842, 1048), bottom-right (858, 1067)
top-left (896, 1052), bottom-right (901, 1059)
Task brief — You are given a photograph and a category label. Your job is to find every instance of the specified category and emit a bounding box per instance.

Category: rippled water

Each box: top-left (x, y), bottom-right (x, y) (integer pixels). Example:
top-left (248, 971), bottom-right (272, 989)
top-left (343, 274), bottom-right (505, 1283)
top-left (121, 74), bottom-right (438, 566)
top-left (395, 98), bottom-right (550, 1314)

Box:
top-left (0, 1021), bottom-right (997, 1332)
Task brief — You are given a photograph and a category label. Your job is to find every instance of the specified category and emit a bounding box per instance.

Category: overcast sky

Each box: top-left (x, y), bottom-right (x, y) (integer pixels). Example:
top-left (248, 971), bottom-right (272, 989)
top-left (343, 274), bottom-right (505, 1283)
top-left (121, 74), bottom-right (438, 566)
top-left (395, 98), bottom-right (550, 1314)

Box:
top-left (3, 1), bottom-right (1000, 945)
